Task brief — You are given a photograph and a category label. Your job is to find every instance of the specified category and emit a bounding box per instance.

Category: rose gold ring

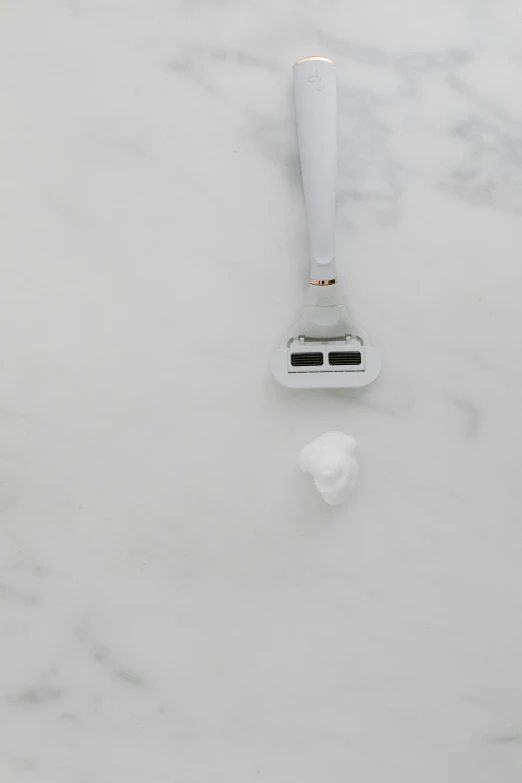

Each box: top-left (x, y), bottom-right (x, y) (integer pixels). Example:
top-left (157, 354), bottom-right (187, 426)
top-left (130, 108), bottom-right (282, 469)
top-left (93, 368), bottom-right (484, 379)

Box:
top-left (310, 278), bottom-right (337, 286)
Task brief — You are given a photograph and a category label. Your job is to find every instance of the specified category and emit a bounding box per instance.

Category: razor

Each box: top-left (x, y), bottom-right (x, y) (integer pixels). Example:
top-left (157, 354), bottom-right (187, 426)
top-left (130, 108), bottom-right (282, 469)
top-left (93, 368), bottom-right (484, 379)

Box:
top-left (271, 56), bottom-right (381, 389)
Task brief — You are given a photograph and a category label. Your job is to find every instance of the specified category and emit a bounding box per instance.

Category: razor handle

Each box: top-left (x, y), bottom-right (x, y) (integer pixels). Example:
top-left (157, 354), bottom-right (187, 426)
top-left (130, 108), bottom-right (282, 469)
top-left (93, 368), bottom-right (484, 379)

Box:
top-left (293, 57), bottom-right (337, 284)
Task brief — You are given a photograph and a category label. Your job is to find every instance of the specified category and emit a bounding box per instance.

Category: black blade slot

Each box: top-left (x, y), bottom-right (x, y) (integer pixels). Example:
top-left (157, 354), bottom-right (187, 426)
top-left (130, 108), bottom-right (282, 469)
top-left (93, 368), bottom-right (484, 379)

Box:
top-left (328, 351), bottom-right (362, 366)
top-left (290, 352), bottom-right (324, 367)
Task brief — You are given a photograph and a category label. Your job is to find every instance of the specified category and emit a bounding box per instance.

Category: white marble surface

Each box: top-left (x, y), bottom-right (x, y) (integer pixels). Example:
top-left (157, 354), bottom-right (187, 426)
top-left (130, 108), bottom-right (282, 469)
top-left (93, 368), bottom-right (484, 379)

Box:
top-left (1, 1), bottom-right (522, 780)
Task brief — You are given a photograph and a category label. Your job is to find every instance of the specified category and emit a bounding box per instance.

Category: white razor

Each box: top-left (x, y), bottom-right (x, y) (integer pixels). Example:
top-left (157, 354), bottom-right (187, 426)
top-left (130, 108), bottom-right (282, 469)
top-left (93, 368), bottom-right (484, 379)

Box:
top-left (271, 57), bottom-right (381, 390)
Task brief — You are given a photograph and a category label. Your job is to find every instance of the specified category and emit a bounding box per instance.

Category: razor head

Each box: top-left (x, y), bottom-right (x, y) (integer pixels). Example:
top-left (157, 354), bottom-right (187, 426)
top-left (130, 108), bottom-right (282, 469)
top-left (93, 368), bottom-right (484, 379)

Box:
top-left (271, 284), bottom-right (381, 389)
top-left (271, 337), bottom-right (381, 389)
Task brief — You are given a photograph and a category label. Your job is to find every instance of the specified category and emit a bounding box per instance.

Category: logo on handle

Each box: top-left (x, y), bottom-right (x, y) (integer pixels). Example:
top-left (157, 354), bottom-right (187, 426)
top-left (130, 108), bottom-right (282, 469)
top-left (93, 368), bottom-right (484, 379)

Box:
top-left (308, 69), bottom-right (324, 91)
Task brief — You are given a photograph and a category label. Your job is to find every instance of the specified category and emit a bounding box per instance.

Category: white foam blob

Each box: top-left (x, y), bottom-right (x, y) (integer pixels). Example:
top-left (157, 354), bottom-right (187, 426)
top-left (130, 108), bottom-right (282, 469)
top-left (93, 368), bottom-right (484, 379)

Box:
top-left (299, 431), bottom-right (359, 506)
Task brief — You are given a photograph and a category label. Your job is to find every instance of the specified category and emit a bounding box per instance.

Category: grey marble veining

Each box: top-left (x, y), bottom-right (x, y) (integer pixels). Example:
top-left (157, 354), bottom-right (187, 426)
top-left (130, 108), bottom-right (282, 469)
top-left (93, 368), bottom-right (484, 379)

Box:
top-left (1, 1), bottom-right (522, 781)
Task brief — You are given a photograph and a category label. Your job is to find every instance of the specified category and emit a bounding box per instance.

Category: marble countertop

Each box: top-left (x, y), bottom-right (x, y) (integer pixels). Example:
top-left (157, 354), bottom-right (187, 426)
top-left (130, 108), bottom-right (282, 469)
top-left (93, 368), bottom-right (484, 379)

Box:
top-left (1, 1), bottom-right (521, 780)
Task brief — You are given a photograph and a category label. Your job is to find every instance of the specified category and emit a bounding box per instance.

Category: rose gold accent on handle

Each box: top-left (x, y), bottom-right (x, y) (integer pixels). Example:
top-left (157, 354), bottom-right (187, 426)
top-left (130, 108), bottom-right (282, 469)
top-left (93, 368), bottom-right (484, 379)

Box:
top-left (294, 56), bottom-right (335, 66)
top-left (310, 278), bottom-right (337, 286)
